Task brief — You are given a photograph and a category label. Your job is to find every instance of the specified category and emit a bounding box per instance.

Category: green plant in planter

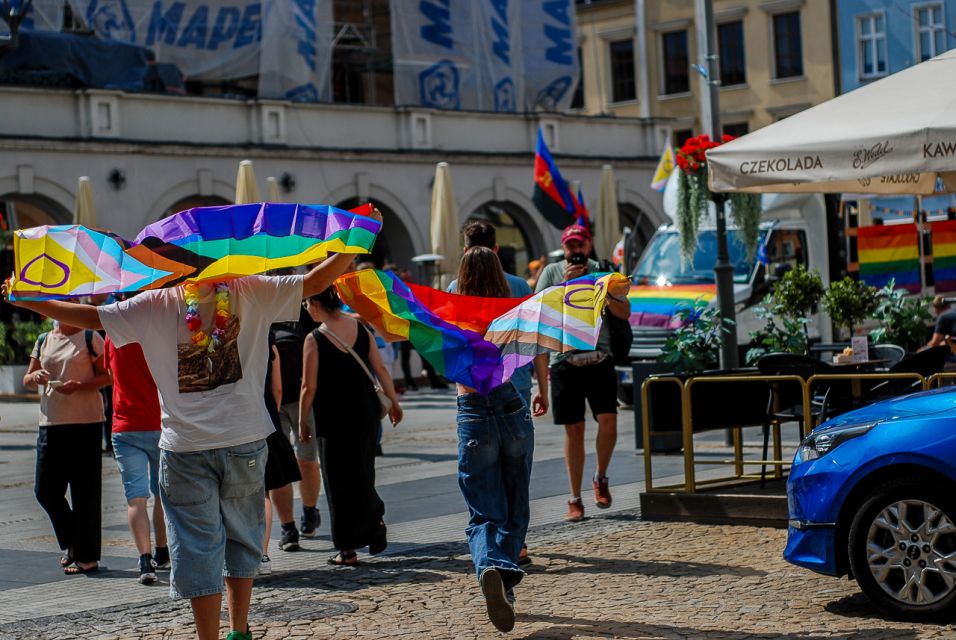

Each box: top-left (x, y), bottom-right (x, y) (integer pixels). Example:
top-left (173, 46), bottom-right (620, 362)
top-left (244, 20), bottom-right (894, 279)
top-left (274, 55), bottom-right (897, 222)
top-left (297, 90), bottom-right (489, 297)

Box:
top-left (822, 277), bottom-right (878, 338)
top-left (869, 279), bottom-right (932, 353)
top-left (0, 326), bottom-right (15, 365)
top-left (745, 296), bottom-right (810, 365)
top-left (675, 135), bottom-right (762, 265)
top-left (658, 299), bottom-right (734, 374)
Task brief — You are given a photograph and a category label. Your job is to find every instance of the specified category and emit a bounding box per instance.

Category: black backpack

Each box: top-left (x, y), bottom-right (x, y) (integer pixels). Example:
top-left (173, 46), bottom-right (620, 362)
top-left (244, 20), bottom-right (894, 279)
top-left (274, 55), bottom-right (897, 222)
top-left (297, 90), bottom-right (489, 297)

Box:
top-left (272, 321), bottom-right (305, 406)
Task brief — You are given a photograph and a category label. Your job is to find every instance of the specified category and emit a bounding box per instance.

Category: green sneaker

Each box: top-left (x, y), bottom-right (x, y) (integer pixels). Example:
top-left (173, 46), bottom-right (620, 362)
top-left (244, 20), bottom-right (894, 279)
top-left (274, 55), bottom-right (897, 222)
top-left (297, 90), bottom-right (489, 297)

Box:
top-left (225, 629), bottom-right (252, 640)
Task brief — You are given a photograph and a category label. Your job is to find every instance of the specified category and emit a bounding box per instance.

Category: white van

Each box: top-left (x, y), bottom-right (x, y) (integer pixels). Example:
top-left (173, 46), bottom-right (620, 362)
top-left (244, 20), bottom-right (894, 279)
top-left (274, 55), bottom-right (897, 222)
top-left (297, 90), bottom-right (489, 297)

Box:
top-left (620, 182), bottom-right (834, 389)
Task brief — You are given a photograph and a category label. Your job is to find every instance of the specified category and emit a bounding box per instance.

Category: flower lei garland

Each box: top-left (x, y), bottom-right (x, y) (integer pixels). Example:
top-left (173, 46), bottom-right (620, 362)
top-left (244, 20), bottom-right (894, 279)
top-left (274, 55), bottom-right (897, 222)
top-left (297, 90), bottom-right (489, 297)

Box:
top-left (184, 282), bottom-right (230, 353)
top-left (675, 134), bottom-right (762, 266)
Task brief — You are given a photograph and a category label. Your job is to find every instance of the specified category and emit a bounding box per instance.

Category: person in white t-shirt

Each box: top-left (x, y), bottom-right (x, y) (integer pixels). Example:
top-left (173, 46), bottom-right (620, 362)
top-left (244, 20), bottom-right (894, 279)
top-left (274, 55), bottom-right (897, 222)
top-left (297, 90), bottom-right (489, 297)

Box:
top-left (3, 214), bottom-right (380, 640)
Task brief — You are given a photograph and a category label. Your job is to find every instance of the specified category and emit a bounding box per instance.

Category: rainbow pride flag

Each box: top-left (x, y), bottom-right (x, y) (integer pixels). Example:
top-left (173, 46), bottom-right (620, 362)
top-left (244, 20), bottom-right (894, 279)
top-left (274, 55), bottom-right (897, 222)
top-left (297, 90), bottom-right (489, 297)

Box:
top-left (932, 220), bottom-right (956, 292)
top-left (857, 224), bottom-right (920, 293)
top-left (10, 203), bottom-right (381, 301)
top-left (336, 269), bottom-right (628, 394)
top-left (627, 284), bottom-right (717, 328)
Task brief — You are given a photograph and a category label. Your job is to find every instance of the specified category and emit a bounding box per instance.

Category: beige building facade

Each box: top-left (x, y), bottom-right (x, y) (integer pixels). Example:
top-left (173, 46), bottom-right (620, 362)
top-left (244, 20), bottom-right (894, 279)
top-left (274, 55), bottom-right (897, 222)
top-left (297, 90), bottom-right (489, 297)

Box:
top-left (575, 0), bottom-right (839, 144)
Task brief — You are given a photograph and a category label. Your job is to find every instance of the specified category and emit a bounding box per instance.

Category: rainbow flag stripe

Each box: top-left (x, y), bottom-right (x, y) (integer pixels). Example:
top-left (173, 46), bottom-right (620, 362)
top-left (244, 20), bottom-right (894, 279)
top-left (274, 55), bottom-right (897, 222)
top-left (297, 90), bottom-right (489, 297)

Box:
top-left (932, 220), bottom-right (956, 292)
top-left (857, 224), bottom-right (920, 293)
top-left (336, 269), bottom-right (628, 394)
top-left (627, 284), bottom-right (717, 328)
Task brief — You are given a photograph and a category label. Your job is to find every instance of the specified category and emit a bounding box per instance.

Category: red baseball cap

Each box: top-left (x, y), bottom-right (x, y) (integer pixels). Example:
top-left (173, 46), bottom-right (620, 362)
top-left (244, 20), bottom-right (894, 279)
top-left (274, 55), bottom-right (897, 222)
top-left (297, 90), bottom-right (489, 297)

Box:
top-left (561, 224), bottom-right (591, 244)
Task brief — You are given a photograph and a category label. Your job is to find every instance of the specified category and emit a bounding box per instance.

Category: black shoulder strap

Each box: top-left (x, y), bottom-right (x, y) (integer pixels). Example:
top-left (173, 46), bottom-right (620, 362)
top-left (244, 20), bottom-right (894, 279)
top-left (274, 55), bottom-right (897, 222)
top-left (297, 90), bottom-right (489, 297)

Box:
top-left (36, 332), bottom-right (48, 358)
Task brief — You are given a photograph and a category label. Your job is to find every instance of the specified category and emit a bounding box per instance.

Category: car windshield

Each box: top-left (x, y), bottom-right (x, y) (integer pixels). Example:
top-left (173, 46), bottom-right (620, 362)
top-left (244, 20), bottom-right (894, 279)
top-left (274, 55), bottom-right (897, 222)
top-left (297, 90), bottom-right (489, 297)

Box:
top-left (631, 229), bottom-right (767, 285)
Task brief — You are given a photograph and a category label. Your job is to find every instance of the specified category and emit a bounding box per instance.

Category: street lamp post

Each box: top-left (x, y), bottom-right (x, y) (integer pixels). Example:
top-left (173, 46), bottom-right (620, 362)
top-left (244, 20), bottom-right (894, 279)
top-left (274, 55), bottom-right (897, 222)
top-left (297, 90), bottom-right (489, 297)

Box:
top-left (695, 0), bottom-right (739, 370)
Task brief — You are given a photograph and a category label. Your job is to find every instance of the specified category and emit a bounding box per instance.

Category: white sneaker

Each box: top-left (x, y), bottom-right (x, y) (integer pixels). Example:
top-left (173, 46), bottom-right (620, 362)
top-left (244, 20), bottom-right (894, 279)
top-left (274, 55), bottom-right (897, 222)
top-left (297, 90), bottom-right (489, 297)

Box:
top-left (258, 554), bottom-right (272, 575)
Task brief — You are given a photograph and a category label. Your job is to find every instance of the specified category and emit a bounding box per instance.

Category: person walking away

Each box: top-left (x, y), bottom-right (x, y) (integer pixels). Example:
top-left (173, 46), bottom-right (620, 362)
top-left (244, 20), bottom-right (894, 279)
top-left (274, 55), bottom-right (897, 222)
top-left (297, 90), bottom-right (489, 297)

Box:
top-left (299, 286), bottom-right (403, 566)
top-left (3, 223), bottom-right (376, 640)
top-left (454, 247), bottom-right (549, 632)
top-left (259, 334), bottom-right (302, 575)
top-left (534, 224), bottom-right (631, 522)
top-left (104, 335), bottom-right (168, 584)
top-left (24, 321), bottom-right (110, 574)
top-left (447, 220), bottom-right (535, 565)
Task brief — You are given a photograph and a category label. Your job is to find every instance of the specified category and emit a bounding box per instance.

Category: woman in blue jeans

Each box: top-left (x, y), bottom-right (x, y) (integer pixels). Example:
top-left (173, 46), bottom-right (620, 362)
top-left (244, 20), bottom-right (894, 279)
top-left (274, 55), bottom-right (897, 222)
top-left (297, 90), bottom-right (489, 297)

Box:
top-left (454, 247), bottom-right (549, 633)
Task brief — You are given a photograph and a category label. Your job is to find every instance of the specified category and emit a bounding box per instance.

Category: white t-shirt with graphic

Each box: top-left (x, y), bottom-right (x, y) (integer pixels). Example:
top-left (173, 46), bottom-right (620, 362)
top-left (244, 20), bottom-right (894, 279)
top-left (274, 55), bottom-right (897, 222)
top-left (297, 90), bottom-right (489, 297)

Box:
top-left (98, 275), bottom-right (304, 452)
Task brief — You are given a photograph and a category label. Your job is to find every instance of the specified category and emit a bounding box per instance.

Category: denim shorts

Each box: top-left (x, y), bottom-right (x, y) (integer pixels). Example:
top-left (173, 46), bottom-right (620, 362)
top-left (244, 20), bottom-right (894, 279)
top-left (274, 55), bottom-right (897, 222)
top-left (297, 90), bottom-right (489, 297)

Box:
top-left (159, 439), bottom-right (267, 599)
top-left (111, 430), bottom-right (161, 501)
top-left (278, 402), bottom-right (318, 461)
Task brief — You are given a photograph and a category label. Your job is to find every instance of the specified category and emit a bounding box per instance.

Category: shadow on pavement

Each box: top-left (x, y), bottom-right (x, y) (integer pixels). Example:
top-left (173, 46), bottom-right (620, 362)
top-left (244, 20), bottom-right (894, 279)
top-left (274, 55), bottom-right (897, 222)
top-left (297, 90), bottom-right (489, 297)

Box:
top-left (824, 593), bottom-right (956, 624)
top-left (515, 613), bottom-right (919, 639)
top-left (531, 552), bottom-right (766, 578)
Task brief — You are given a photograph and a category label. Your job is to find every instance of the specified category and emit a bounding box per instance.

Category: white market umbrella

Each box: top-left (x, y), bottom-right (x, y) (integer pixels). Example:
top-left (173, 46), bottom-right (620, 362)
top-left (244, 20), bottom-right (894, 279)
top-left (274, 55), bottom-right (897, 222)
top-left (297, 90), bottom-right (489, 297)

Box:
top-left (708, 48), bottom-right (956, 195)
top-left (594, 164), bottom-right (621, 260)
top-left (429, 162), bottom-right (461, 288)
top-left (266, 176), bottom-right (282, 202)
top-left (73, 176), bottom-right (97, 227)
top-left (235, 160), bottom-right (261, 204)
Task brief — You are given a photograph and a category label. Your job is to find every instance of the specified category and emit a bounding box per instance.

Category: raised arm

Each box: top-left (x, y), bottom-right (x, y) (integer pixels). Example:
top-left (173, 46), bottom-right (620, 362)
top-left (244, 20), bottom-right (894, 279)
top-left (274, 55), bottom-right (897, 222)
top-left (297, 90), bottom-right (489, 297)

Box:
top-left (301, 207), bottom-right (383, 299)
top-left (2, 280), bottom-right (103, 330)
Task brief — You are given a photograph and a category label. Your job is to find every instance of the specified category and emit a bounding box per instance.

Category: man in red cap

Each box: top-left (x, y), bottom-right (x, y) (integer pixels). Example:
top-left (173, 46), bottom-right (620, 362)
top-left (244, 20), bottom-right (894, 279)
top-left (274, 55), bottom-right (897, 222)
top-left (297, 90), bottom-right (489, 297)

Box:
top-left (534, 224), bottom-right (630, 522)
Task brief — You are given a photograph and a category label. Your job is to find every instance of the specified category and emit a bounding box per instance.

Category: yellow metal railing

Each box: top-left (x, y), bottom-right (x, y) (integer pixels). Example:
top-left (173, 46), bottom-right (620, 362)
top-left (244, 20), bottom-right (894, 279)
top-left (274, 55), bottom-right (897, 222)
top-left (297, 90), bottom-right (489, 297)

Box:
top-left (642, 370), bottom-right (939, 494)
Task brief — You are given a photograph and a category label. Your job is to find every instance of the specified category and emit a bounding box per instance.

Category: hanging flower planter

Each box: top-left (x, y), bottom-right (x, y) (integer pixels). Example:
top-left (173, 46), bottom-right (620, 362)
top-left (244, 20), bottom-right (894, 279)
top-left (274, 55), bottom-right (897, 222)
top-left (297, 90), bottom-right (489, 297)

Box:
top-left (675, 134), bottom-right (762, 265)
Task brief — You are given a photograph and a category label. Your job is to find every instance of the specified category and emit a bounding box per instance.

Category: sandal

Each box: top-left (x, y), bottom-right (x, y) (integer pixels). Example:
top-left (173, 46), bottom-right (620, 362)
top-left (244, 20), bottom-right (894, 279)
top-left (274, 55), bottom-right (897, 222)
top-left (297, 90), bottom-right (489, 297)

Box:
top-left (327, 551), bottom-right (358, 566)
top-left (368, 522), bottom-right (388, 555)
top-left (59, 549), bottom-right (74, 568)
top-left (64, 562), bottom-right (99, 575)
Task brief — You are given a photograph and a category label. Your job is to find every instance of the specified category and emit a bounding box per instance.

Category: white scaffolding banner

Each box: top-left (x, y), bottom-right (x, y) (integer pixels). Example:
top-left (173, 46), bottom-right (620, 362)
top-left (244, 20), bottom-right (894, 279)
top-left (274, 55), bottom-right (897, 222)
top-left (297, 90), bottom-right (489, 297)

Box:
top-left (390, 0), bottom-right (477, 110)
top-left (520, 0), bottom-right (578, 112)
top-left (391, 0), bottom-right (578, 112)
top-left (51, 0), bottom-right (332, 101)
top-left (474, 0), bottom-right (522, 112)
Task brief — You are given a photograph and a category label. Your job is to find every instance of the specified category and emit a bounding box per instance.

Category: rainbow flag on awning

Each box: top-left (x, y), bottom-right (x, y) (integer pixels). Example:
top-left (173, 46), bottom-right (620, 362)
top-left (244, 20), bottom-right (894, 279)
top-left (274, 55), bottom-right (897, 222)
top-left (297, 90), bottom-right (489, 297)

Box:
top-left (627, 284), bottom-right (717, 328)
top-left (931, 220), bottom-right (956, 292)
top-left (857, 223), bottom-right (920, 293)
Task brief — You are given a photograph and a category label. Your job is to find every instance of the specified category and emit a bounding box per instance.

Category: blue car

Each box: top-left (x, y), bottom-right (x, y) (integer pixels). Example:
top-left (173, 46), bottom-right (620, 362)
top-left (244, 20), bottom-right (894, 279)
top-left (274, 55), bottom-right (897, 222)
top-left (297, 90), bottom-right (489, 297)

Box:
top-left (785, 386), bottom-right (956, 620)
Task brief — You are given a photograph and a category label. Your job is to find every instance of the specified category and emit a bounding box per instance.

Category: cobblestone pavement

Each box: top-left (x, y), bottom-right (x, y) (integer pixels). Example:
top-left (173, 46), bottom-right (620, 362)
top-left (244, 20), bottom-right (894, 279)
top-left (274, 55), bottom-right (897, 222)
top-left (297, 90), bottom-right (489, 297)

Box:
top-left (2, 509), bottom-right (955, 639)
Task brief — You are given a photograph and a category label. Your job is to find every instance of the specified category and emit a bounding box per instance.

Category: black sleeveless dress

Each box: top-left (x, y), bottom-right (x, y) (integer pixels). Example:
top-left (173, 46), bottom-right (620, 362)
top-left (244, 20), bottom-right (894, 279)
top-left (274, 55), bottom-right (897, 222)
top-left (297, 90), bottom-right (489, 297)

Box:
top-left (311, 325), bottom-right (385, 551)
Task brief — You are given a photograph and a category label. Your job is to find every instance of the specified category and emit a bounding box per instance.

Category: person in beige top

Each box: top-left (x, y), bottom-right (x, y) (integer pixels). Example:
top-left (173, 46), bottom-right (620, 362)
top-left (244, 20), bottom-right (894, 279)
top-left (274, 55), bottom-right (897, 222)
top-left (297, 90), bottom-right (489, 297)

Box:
top-left (24, 321), bottom-right (110, 574)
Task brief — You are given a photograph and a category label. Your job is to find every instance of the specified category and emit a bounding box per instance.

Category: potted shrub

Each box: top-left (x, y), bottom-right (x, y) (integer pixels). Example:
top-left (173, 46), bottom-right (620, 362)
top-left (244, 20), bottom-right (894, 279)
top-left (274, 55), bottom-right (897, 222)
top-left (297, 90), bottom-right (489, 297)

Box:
top-left (869, 278), bottom-right (932, 353)
top-left (822, 277), bottom-right (879, 339)
top-left (0, 318), bottom-right (52, 393)
top-left (745, 266), bottom-right (825, 364)
top-left (658, 299), bottom-right (734, 374)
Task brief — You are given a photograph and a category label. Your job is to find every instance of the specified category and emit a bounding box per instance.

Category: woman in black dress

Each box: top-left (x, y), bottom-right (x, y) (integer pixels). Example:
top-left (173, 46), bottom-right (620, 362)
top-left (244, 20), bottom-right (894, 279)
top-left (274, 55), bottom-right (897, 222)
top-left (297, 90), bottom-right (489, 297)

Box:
top-left (299, 286), bottom-right (403, 565)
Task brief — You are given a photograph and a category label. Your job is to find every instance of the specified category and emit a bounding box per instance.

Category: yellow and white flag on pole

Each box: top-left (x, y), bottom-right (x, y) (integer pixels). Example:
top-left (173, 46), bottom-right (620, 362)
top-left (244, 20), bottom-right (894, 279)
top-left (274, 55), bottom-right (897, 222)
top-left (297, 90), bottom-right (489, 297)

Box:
top-left (650, 142), bottom-right (675, 192)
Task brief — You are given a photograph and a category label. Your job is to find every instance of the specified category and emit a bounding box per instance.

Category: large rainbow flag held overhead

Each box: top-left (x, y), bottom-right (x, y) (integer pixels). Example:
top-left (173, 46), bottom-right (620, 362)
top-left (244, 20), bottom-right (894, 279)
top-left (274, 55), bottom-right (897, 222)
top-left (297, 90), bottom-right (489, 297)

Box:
top-left (856, 223), bottom-right (921, 293)
top-left (627, 284), bottom-right (717, 328)
top-left (336, 269), bottom-right (629, 394)
top-left (10, 203), bottom-right (381, 301)
top-left (932, 220), bottom-right (956, 293)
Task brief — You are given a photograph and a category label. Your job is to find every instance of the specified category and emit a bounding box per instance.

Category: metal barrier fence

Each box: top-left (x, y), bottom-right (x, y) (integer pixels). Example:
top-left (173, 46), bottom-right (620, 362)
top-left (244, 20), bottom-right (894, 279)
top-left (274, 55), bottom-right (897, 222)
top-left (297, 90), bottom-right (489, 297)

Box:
top-left (642, 370), bottom-right (944, 494)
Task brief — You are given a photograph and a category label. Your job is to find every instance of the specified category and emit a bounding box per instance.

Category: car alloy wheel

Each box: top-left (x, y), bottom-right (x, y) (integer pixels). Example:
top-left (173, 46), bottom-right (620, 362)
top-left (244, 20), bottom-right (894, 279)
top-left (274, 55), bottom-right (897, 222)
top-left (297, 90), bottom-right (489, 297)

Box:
top-left (849, 480), bottom-right (956, 620)
top-left (865, 499), bottom-right (956, 605)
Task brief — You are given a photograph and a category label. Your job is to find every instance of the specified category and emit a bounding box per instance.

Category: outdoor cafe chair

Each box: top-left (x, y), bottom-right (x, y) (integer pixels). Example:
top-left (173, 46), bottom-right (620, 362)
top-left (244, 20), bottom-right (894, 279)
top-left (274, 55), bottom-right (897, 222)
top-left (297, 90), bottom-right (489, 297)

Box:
top-left (860, 345), bottom-right (948, 401)
top-left (756, 353), bottom-right (836, 485)
top-left (869, 343), bottom-right (905, 369)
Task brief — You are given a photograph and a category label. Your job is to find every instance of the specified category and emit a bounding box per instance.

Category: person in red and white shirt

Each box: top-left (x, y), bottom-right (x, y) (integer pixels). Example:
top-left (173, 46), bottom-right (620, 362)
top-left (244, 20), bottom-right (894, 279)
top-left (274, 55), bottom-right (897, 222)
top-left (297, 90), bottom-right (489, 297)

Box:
top-left (105, 335), bottom-right (168, 585)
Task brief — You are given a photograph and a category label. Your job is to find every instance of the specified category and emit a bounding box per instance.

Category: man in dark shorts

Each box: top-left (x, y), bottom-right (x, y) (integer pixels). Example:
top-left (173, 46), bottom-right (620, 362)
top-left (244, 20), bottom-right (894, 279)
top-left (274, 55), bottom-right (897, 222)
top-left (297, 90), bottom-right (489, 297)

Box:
top-left (534, 224), bottom-right (631, 522)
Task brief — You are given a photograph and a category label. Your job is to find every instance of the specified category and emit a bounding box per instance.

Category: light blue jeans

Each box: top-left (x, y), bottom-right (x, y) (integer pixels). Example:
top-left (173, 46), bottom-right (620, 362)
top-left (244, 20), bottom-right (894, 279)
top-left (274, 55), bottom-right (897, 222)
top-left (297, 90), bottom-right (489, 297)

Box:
top-left (112, 430), bottom-right (161, 501)
top-left (159, 439), bottom-right (267, 599)
top-left (456, 382), bottom-right (534, 591)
